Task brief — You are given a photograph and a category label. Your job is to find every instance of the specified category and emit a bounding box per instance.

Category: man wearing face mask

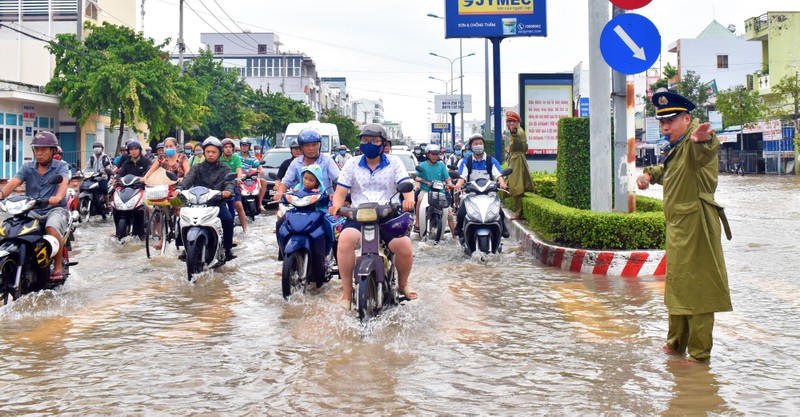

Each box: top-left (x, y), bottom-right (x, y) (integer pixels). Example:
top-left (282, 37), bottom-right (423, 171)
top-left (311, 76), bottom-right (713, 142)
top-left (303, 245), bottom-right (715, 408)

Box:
top-left (85, 140), bottom-right (114, 210)
top-left (275, 128), bottom-right (340, 203)
top-left (335, 145), bottom-right (350, 168)
top-left (453, 133), bottom-right (509, 239)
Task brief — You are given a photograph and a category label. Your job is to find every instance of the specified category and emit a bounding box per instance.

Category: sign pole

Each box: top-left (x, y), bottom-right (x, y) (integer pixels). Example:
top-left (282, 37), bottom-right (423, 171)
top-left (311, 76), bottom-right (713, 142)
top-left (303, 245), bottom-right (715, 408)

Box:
top-left (450, 113), bottom-right (457, 147)
top-left (612, 5), bottom-right (630, 213)
top-left (491, 37), bottom-right (503, 164)
top-left (590, 0), bottom-right (612, 212)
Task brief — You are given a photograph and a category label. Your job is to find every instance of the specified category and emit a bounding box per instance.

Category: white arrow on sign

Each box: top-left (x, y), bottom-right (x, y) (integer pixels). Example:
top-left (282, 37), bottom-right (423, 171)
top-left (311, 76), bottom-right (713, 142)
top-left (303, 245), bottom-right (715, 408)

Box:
top-left (613, 25), bottom-right (646, 61)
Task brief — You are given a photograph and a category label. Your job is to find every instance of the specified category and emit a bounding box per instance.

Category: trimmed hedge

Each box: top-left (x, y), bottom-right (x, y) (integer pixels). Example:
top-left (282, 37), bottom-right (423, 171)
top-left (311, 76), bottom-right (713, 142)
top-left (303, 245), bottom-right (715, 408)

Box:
top-left (556, 118), bottom-right (591, 210)
top-left (531, 172), bottom-right (557, 199)
top-left (519, 193), bottom-right (665, 250)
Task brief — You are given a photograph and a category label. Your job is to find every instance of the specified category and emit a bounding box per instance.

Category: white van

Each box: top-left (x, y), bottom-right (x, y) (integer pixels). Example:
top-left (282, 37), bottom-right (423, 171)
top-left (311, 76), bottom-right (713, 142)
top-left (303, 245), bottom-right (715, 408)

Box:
top-left (282, 120), bottom-right (340, 155)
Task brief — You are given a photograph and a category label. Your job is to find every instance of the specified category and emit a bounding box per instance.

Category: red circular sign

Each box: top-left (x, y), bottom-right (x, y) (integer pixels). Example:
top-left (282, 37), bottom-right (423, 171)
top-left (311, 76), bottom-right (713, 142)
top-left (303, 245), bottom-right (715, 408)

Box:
top-left (609, 0), bottom-right (652, 9)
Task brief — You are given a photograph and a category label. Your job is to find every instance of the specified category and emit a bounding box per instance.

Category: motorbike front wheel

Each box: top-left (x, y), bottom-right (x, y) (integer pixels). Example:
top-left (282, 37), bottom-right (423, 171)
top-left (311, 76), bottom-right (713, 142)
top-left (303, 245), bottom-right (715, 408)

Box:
top-left (145, 209), bottom-right (167, 258)
top-left (429, 214), bottom-right (443, 243)
top-left (357, 272), bottom-right (383, 321)
top-left (115, 217), bottom-right (127, 240)
top-left (78, 198), bottom-right (91, 223)
top-left (186, 236), bottom-right (206, 280)
top-left (282, 250), bottom-right (308, 299)
top-left (477, 234), bottom-right (491, 253)
top-left (0, 256), bottom-right (21, 305)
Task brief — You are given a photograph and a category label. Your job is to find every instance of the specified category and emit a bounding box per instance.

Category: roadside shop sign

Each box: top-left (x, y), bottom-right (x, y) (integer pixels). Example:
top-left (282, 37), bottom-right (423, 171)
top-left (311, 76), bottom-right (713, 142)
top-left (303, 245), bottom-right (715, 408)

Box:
top-left (22, 103), bottom-right (35, 122)
top-left (600, 13), bottom-right (661, 75)
top-left (445, 0), bottom-right (547, 38)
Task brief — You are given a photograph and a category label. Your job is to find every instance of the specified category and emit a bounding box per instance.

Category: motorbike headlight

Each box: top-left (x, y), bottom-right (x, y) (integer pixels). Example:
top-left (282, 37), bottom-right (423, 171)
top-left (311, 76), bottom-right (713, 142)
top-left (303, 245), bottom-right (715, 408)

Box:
top-left (200, 211), bottom-right (217, 224)
top-left (465, 200), bottom-right (480, 220)
top-left (290, 195), bottom-right (314, 207)
top-left (488, 201), bottom-right (500, 217)
top-left (356, 208), bottom-right (378, 223)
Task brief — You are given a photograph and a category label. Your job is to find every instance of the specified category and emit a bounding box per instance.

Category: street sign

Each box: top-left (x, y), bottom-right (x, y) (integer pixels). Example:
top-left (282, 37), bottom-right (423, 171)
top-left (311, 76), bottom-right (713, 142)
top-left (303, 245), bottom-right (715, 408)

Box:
top-left (579, 97), bottom-right (590, 118)
top-left (609, 0), bottom-right (652, 10)
top-left (434, 95), bottom-right (473, 114)
top-left (600, 13), bottom-right (660, 75)
top-left (431, 123), bottom-right (451, 133)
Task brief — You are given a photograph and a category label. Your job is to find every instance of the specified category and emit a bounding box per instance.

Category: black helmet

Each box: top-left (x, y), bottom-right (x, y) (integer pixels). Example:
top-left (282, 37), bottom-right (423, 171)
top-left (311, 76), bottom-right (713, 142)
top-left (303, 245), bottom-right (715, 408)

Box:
top-left (127, 140), bottom-right (143, 151)
top-left (289, 138), bottom-right (301, 149)
top-left (203, 136), bottom-right (223, 153)
top-left (31, 131), bottom-right (59, 148)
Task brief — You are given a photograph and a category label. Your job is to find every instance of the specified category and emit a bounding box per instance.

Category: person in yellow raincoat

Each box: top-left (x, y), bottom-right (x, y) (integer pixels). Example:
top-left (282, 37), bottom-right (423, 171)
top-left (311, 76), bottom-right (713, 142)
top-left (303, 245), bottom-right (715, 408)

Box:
top-left (637, 90), bottom-right (732, 363)
top-left (505, 111), bottom-right (534, 219)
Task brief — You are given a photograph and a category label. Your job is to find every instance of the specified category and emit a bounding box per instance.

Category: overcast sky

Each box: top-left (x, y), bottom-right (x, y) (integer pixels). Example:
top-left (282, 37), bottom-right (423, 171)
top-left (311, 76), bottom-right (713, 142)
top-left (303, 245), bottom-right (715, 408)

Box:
top-left (137, 0), bottom-right (800, 140)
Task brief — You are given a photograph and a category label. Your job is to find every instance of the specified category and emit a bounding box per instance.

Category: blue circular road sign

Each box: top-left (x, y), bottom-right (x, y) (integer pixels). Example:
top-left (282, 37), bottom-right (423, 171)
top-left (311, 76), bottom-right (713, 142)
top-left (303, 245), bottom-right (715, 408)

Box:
top-left (600, 13), bottom-right (661, 75)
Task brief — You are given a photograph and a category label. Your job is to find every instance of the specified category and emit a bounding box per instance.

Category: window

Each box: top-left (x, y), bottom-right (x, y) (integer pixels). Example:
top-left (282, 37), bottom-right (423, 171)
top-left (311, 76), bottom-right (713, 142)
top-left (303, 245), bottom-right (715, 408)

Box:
top-left (717, 54), bottom-right (729, 69)
top-left (267, 57), bottom-right (282, 77)
top-left (214, 44), bottom-right (224, 54)
top-left (287, 57), bottom-right (301, 77)
top-left (248, 58), bottom-right (265, 77)
top-left (258, 44), bottom-right (268, 54)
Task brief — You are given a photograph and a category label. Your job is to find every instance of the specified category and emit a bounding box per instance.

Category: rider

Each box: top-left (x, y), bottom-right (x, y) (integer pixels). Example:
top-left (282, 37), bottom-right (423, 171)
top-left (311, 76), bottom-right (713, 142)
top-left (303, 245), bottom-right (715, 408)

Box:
top-left (236, 138), bottom-right (268, 213)
top-left (171, 137), bottom-right (237, 262)
top-left (85, 140), bottom-right (114, 209)
top-left (414, 144), bottom-right (454, 232)
top-left (188, 142), bottom-right (204, 168)
top-left (453, 133), bottom-right (510, 239)
top-left (0, 132), bottom-right (70, 280)
top-left (183, 142), bottom-right (194, 156)
top-left (54, 146), bottom-right (64, 161)
top-left (155, 142), bottom-right (165, 159)
top-left (334, 145), bottom-right (350, 167)
top-left (275, 128), bottom-right (340, 203)
top-left (272, 139), bottom-right (302, 200)
top-left (219, 138), bottom-right (248, 233)
top-left (443, 146), bottom-right (458, 168)
top-left (413, 145), bottom-right (424, 163)
top-left (115, 140), bottom-right (152, 239)
top-left (143, 137), bottom-right (189, 181)
top-left (329, 123), bottom-right (417, 310)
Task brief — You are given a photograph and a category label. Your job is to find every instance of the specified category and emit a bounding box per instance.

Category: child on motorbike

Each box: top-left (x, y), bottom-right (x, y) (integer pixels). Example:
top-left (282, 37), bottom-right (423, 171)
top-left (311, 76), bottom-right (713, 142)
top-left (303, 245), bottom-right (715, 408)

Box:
top-left (291, 164), bottom-right (338, 249)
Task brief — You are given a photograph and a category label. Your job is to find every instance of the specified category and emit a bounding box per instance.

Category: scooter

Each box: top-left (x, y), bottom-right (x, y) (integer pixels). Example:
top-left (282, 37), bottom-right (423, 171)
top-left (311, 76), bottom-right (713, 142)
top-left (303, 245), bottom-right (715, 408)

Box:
top-left (111, 175), bottom-right (147, 240)
top-left (77, 169), bottom-right (108, 222)
top-left (414, 165), bottom-right (451, 243)
top-left (339, 181), bottom-right (414, 321)
top-left (0, 177), bottom-right (80, 304)
top-left (178, 173), bottom-right (236, 280)
top-left (240, 167), bottom-right (261, 222)
top-left (277, 189), bottom-right (337, 299)
top-left (458, 168), bottom-right (513, 255)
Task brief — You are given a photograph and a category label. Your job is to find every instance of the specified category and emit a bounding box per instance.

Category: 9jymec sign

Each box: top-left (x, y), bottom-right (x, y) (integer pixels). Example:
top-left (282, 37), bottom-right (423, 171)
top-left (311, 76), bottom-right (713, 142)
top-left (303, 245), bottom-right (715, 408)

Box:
top-left (445, 0), bottom-right (547, 38)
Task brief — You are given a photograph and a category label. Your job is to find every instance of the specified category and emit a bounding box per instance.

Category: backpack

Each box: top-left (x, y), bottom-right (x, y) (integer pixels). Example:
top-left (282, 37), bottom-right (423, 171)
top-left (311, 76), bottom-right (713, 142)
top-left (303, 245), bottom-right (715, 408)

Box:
top-left (465, 155), bottom-right (495, 181)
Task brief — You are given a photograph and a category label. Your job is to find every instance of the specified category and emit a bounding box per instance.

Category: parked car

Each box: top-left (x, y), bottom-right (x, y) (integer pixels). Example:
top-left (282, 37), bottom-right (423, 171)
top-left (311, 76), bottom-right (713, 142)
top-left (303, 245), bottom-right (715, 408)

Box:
top-left (260, 148), bottom-right (294, 199)
top-left (391, 150), bottom-right (420, 180)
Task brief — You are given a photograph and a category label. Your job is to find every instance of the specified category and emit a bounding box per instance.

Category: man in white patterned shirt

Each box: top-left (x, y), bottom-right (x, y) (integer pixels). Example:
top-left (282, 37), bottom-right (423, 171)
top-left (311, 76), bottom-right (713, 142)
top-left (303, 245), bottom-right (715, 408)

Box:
top-left (329, 123), bottom-right (417, 310)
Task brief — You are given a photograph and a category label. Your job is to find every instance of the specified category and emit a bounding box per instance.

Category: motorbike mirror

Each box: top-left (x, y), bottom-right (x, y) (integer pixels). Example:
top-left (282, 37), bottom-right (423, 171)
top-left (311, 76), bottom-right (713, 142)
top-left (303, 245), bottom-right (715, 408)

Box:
top-left (415, 165), bottom-right (423, 173)
top-left (448, 170), bottom-right (460, 179)
top-left (69, 163), bottom-right (78, 169)
top-left (501, 168), bottom-right (513, 177)
top-left (447, 164), bottom-right (458, 171)
top-left (49, 176), bottom-right (65, 185)
top-left (165, 171), bottom-right (178, 181)
top-left (396, 181), bottom-right (414, 194)
top-left (267, 172), bottom-right (278, 180)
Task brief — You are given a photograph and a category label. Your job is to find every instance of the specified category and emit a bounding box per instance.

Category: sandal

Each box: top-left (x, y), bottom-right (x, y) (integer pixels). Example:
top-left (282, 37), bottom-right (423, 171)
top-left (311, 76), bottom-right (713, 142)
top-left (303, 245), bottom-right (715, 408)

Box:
top-left (50, 271), bottom-right (65, 281)
top-left (338, 298), bottom-right (352, 310)
top-left (401, 286), bottom-right (419, 300)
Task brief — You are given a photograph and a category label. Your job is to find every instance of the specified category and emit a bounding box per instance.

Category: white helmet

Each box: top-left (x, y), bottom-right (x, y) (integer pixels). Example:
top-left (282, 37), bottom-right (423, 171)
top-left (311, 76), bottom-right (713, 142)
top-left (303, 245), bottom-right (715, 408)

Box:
top-left (426, 144), bottom-right (441, 155)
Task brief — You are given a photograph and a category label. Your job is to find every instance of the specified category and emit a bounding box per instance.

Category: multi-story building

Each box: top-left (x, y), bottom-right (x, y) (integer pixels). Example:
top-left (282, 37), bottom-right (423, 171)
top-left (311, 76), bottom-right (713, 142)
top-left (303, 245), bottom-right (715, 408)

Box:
top-left (352, 98), bottom-right (384, 126)
top-left (319, 77), bottom-right (350, 117)
top-left (0, 0), bottom-right (139, 176)
top-left (667, 20), bottom-right (762, 91)
top-left (183, 32), bottom-right (321, 117)
top-left (383, 121), bottom-right (403, 141)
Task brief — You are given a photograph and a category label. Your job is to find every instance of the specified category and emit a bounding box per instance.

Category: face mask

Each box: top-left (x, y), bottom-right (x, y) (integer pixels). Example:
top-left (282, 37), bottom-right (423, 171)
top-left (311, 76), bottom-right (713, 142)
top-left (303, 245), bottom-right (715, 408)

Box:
top-left (340, 150), bottom-right (346, 155)
top-left (185, 149), bottom-right (192, 155)
top-left (93, 147), bottom-right (102, 155)
top-left (472, 145), bottom-right (484, 155)
top-left (455, 151), bottom-right (462, 156)
top-left (414, 150), bottom-right (420, 155)
top-left (359, 142), bottom-right (382, 159)
top-left (195, 150), bottom-right (203, 156)
top-left (165, 148), bottom-right (176, 157)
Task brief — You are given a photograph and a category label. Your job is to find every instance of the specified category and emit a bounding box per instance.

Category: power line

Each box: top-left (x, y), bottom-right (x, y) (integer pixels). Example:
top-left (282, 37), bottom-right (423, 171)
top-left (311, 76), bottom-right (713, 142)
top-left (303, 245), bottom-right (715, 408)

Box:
top-left (211, 0), bottom-right (264, 50)
top-left (195, 0), bottom-right (257, 52)
top-left (183, 0), bottom-right (254, 53)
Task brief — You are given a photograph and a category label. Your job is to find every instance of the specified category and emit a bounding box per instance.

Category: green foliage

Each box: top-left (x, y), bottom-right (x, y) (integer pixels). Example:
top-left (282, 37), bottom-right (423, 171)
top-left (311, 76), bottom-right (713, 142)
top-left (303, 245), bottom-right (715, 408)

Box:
top-left (244, 88), bottom-right (313, 141)
top-left (320, 109), bottom-right (358, 149)
top-left (769, 73), bottom-right (800, 127)
top-left (520, 194), bottom-right (665, 250)
top-left (555, 118), bottom-right (591, 210)
top-left (714, 86), bottom-right (763, 130)
top-left (635, 195), bottom-right (664, 212)
top-left (185, 50), bottom-right (250, 138)
top-left (663, 63), bottom-right (678, 79)
top-left (676, 70), bottom-right (710, 122)
top-left (530, 172), bottom-right (556, 199)
top-left (45, 22), bottom-right (205, 149)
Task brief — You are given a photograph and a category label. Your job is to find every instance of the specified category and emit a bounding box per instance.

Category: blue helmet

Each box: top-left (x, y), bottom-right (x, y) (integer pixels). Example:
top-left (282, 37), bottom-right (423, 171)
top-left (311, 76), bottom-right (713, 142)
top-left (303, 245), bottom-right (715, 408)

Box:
top-left (297, 128), bottom-right (322, 145)
top-left (445, 147), bottom-right (454, 153)
top-left (127, 140), bottom-right (143, 151)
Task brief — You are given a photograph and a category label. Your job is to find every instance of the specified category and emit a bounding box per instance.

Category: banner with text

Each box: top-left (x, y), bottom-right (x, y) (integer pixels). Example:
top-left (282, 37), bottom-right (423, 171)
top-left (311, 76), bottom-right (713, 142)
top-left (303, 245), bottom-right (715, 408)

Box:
top-left (434, 95), bottom-right (473, 114)
top-left (445, 0), bottom-right (547, 38)
top-left (519, 74), bottom-right (573, 155)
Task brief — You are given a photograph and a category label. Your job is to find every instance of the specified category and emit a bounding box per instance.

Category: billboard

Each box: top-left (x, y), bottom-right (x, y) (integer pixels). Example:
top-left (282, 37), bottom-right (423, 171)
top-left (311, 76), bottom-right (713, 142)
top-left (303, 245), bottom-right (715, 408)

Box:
top-left (434, 95), bottom-right (473, 114)
top-left (445, 0), bottom-right (547, 38)
top-left (519, 73), bottom-right (573, 155)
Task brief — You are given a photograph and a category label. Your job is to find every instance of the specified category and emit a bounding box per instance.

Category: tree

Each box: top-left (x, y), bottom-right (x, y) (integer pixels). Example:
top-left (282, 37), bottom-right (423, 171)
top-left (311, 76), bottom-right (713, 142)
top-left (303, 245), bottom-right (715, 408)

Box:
top-left (714, 86), bottom-right (762, 129)
top-left (46, 22), bottom-right (205, 151)
top-left (320, 109), bottom-right (359, 149)
top-left (770, 73), bottom-right (800, 170)
top-left (675, 70), bottom-right (710, 122)
top-left (244, 89), bottom-right (313, 143)
top-left (184, 49), bottom-right (250, 139)
top-left (643, 63), bottom-right (676, 116)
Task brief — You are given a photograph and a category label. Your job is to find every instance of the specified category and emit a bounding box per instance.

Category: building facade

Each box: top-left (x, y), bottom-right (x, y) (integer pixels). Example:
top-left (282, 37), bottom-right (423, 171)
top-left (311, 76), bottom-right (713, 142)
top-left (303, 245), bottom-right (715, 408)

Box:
top-left (0, 0), bottom-right (139, 176)
top-left (352, 98), bottom-right (384, 126)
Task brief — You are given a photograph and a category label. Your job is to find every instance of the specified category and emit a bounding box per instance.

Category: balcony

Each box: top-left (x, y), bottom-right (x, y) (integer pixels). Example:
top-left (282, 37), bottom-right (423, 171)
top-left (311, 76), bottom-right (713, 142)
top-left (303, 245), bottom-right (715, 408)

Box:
top-left (745, 13), bottom-right (770, 41)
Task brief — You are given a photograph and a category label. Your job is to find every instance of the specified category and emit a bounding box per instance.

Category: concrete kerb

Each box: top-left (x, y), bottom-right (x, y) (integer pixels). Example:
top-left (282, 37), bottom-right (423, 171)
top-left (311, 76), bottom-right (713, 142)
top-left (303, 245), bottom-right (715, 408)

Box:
top-left (505, 209), bottom-right (666, 277)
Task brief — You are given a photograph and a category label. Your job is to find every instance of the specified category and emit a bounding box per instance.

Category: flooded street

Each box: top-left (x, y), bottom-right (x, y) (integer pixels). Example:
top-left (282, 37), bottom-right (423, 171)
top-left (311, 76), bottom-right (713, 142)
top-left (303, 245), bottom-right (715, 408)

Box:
top-left (1, 173), bottom-right (799, 415)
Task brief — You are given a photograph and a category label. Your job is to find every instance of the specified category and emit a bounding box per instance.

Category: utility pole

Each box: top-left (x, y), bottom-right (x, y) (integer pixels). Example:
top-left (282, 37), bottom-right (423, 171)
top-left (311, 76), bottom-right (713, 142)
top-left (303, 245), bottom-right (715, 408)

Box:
top-left (459, 39), bottom-right (464, 145)
top-left (177, 0), bottom-right (185, 145)
top-left (589, 0), bottom-right (612, 212)
top-left (484, 39), bottom-right (491, 141)
top-left (141, 0), bottom-right (146, 33)
top-left (611, 6), bottom-right (635, 213)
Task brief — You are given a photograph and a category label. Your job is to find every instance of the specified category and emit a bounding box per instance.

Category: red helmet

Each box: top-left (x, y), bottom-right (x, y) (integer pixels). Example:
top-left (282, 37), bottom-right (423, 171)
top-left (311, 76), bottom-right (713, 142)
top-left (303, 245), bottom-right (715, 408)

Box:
top-left (31, 131), bottom-right (58, 148)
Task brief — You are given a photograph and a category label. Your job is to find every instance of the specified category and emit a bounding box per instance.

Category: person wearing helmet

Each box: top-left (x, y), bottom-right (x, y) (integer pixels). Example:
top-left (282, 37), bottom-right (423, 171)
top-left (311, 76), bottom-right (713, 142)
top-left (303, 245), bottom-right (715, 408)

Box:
top-left (54, 146), bottom-right (64, 161)
top-left (413, 145), bottom-right (424, 163)
top-left (236, 139), bottom-right (268, 213)
top-left (0, 131), bottom-right (71, 280)
top-left (86, 140), bottom-right (114, 209)
top-left (275, 128), bottom-right (340, 203)
top-left (329, 123), bottom-right (418, 310)
top-left (383, 139), bottom-right (393, 154)
top-left (172, 136), bottom-right (237, 262)
top-left (453, 143), bottom-right (464, 161)
top-left (219, 138), bottom-right (248, 232)
top-left (271, 139), bottom-right (303, 201)
top-left (189, 142), bottom-right (204, 168)
top-left (183, 142), bottom-right (194, 156)
top-left (453, 133), bottom-right (509, 239)
top-left (113, 140), bottom-right (152, 239)
top-left (155, 142), bottom-right (165, 158)
top-left (414, 144), bottom-right (454, 234)
top-left (443, 146), bottom-right (458, 168)
top-left (335, 145), bottom-right (350, 167)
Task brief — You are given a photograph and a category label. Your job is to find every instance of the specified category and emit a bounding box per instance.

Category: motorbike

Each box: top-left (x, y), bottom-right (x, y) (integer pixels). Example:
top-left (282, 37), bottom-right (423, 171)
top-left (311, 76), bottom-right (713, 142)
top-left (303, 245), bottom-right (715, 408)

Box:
top-left (732, 162), bottom-right (745, 175)
top-left (178, 173), bottom-right (236, 280)
top-left (414, 165), bottom-right (452, 243)
top-left (240, 167), bottom-right (262, 222)
top-left (111, 175), bottom-right (147, 240)
top-left (77, 169), bottom-right (108, 222)
top-left (339, 181), bottom-right (414, 321)
top-left (277, 189), bottom-right (339, 299)
top-left (0, 177), bottom-right (80, 304)
top-left (458, 168), bottom-right (513, 255)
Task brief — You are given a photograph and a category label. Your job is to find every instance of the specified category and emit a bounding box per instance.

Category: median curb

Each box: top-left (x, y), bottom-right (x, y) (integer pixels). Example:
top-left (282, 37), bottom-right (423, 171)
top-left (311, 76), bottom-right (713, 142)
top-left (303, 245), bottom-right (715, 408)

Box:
top-left (507, 210), bottom-right (666, 277)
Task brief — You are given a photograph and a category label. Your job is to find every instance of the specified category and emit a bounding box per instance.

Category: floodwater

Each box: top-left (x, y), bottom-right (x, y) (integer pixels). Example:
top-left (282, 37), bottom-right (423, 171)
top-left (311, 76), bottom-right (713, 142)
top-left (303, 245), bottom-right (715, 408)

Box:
top-left (1, 173), bottom-right (799, 415)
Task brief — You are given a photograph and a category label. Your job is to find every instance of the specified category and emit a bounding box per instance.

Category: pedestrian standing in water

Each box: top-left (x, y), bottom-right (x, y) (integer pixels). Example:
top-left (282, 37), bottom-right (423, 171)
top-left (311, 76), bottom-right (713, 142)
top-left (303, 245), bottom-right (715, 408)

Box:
top-left (637, 90), bottom-right (732, 364)
top-left (504, 111), bottom-right (534, 220)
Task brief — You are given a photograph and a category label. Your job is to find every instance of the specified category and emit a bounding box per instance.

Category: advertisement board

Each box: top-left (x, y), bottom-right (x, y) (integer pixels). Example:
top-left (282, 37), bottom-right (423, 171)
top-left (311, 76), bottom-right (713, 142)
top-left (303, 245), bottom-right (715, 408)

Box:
top-left (434, 95), bottom-right (473, 114)
top-left (445, 0), bottom-right (547, 38)
top-left (519, 73), bottom-right (573, 155)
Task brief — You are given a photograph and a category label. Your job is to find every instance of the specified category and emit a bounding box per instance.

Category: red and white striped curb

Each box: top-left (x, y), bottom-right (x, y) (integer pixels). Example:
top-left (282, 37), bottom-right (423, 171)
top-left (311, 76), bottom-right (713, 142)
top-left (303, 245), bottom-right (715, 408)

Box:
top-left (508, 214), bottom-right (666, 277)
